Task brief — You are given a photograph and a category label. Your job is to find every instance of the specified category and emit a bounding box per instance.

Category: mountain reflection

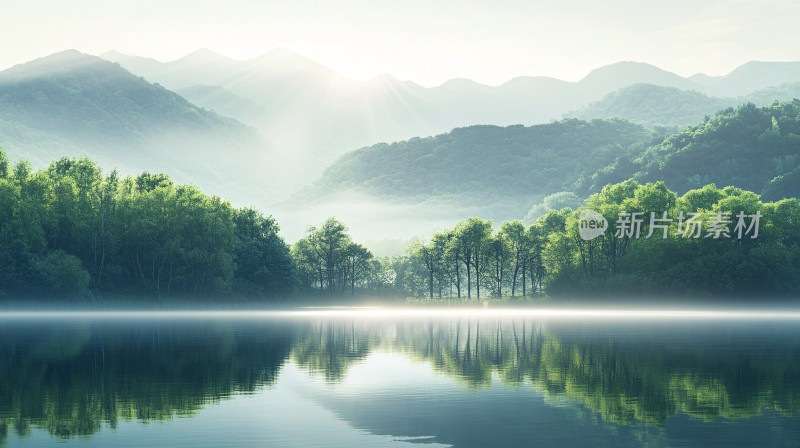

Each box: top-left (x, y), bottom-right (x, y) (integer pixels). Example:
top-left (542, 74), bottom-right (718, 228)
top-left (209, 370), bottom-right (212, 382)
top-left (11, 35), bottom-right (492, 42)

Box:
top-left (1, 318), bottom-right (799, 443)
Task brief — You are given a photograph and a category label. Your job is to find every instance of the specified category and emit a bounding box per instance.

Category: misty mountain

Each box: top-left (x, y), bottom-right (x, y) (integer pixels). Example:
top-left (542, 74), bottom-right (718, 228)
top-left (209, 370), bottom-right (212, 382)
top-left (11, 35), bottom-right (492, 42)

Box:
top-left (103, 50), bottom-right (800, 179)
top-left (565, 84), bottom-right (733, 128)
top-left (744, 82), bottom-right (800, 105)
top-left (176, 84), bottom-right (268, 125)
top-left (576, 61), bottom-right (701, 96)
top-left (293, 119), bottom-right (663, 219)
top-left (102, 48), bottom-right (350, 92)
top-left (100, 50), bottom-right (746, 172)
top-left (692, 61), bottom-right (800, 97)
top-left (566, 82), bottom-right (800, 128)
top-left (0, 50), bottom-right (281, 204)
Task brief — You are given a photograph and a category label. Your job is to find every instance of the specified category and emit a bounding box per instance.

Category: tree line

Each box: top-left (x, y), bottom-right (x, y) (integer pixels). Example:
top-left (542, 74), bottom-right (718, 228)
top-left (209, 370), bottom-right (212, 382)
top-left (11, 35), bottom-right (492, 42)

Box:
top-left (291, 218), bottom-right (380, 295)
top-left (2, 147), bottom-right (799, 301)
top-left (395, 180), bottom-right (800, 299)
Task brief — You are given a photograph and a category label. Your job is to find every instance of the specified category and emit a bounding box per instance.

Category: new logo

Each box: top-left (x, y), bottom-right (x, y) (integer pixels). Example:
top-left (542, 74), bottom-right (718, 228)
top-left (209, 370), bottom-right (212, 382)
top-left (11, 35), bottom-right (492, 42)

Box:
top-left (578, 209), bottom-right (608, 240)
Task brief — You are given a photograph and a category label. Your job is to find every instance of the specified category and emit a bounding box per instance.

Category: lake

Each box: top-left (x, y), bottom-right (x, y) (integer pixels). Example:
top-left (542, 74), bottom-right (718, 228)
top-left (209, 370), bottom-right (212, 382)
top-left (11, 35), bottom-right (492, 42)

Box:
top-left (1, 310), bottom-right (800, 447)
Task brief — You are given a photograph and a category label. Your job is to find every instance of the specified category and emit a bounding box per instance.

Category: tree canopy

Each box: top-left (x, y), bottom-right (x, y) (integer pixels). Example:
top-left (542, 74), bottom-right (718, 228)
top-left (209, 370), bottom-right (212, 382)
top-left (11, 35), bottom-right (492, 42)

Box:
top-left (0, 149), bottom-right (294, 299)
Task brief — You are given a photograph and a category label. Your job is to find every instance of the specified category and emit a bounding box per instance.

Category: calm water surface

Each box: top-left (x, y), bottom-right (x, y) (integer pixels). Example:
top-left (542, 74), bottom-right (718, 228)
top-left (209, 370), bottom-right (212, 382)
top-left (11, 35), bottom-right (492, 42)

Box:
top-left (1, 312), bottom-right (799, 447)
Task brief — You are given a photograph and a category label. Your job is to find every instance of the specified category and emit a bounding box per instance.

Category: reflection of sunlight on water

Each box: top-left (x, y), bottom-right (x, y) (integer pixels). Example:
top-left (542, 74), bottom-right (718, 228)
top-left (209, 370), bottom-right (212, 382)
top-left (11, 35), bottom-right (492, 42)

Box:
top-left (4, 308), bottom-right (800, 320)
top-left (293, 351), bottom-right (457, 394)
top-left (266, 358), bottom-right (453, 447)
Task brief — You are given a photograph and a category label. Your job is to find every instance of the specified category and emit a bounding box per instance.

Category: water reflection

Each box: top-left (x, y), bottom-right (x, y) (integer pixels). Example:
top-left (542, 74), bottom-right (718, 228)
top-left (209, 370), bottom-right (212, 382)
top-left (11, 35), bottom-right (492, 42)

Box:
top-left (1, 317), bottom-right (799, 446)
top-left (0, 321), bottom-right (294, 443)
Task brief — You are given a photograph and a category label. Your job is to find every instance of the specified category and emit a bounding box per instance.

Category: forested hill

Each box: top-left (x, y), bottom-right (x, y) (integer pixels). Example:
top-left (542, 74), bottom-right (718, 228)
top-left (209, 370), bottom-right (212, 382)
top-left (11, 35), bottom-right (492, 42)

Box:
top-left (633, 100), bottom-right (800, 200)
top-left (297, 101), bottom-right (800, 218)
top-left (296, 119), bottom-right (663, 208)
top-left (0, 50), bottom-right (279, 204)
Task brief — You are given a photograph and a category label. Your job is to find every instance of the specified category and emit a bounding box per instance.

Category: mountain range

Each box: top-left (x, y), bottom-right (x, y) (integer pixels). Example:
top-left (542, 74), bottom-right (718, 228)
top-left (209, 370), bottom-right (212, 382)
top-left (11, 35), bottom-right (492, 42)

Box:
top-left (3, 49), bottom-right (800, 241)
top-left (101, 49), bottom-right (800, 171)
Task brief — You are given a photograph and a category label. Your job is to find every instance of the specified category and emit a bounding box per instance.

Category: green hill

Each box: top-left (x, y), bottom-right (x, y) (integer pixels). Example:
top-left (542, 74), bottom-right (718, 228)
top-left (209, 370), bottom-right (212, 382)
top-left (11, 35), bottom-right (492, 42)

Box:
top-left (296, 100), bottom-right (800, 226)
top-left (296, 119), bottom-right (663, 215)
top-left (634, 100), bottom-right (800, 200)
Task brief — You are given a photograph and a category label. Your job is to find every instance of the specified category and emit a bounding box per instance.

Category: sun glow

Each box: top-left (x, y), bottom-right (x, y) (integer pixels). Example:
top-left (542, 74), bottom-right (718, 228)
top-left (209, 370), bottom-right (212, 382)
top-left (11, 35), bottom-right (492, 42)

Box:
top-left (2, 308), bottom-right (800, 320)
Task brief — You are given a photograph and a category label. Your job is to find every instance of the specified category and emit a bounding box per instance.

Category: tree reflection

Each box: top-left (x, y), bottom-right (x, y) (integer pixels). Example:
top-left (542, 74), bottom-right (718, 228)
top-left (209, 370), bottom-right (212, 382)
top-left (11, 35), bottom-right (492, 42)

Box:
top-left (1, 318), bottom-right (799, 443)
top-left (290, 320), bottom-right (376, 381)
top-left (387, 320), bottom-right (800, 426)
top-left (0, 321), bottom-right (294, 441)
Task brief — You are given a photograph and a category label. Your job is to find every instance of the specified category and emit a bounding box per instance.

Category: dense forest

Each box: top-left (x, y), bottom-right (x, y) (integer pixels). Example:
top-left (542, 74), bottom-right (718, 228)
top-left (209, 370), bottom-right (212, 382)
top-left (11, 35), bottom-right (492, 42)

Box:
top-left (292, 180), bottom-right (799, 299)
top-left (398, 181), bottom-right (800, 299)
top-left (633, 100), bottom-right (800, 200)
top-left (0, 149), bottom-right (293, 299)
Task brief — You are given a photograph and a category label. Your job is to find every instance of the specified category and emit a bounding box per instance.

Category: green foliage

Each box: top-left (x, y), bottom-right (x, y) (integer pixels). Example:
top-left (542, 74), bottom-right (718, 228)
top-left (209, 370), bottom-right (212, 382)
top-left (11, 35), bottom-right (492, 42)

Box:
top-left (397, 180), bottom-right (800, 299)
top-left (0, 148), bottom-right (294, 299)
top-left (38, 250), bottom-right (90, 297)
top-left (0, 322), bottom-right (294, 439)
top-left (397, 216), bottom-right (548, 300)
top-left (291, 218), bottom-right (382, 296)
top-left (0, 148), bottom-right (8, 178)
top-left (524, 191), bottom-right (584, 223)
top-left (635, 100), bottom-right (800, 200)
top-left (233, 208), bottom-right (295, 296)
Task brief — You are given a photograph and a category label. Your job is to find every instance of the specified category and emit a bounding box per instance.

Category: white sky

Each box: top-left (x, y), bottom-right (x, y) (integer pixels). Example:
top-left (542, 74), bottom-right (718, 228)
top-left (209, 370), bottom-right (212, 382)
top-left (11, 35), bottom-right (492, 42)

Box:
top-left (3, 0), bottom-right (800, 87)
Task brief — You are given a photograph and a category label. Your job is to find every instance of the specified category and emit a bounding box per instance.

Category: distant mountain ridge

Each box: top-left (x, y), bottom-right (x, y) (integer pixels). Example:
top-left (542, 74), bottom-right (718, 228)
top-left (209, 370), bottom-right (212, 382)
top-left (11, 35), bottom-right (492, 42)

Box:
top-left (101, 49), bottom-right (800, 174)
top-left (0, 50), bottom-right (253, 144)
top-left (691, 61), bottom-right (800, 97)
top-left (565, 82), bottom-right (800, 128)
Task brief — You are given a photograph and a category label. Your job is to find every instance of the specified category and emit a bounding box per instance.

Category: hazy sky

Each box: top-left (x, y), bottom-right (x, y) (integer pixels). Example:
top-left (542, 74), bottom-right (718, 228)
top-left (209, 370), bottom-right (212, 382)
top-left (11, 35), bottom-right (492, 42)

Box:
top-left (3, 0), bottom-right (800, 86)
